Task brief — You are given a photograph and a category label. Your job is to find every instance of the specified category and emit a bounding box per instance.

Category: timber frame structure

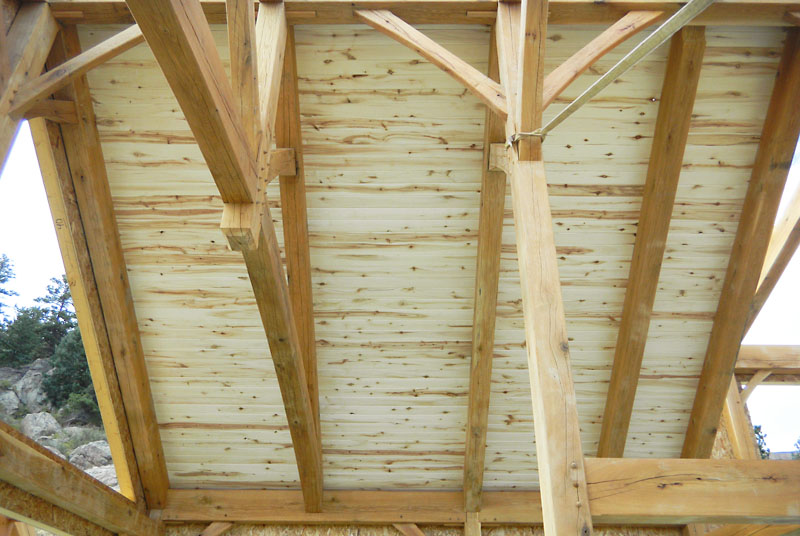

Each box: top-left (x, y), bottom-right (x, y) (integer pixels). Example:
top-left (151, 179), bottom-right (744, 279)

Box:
top-left (1, 0), bottom-right (800, 535)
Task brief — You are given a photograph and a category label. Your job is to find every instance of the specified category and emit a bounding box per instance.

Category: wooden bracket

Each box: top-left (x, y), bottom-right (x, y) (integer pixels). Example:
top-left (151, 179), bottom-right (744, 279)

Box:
top-left (220, 147), bottom-right (297, 251)
top-left (22, 99), bottom-right (77, 123)
top-left (487, 142), bottom-right (510, 174)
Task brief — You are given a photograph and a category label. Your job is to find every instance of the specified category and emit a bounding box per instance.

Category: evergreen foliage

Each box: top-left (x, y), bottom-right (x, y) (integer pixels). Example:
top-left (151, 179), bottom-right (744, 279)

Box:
top-left (0, 254), bottom-right (18, 319)
top-left (754, 425), bottom-right (770, 459)
top-left (0, 257), bottom-right (98, 423)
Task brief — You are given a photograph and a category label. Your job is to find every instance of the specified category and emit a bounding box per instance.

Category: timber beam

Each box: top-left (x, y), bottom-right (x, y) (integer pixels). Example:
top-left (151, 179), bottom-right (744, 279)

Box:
top-left (598, 26), bottom-right (706, 458)
top-left (0, 2), bottom-right (58, 170)
top-left (683, 28), bottom-right (800, 459)
top-left (0, 422), bottom-right (160, 535)
top-left (42, 25), bottom-right (169, 509)
top-left (736, 345), bottom-right (800, 376)
top-left (125, 0), bottom-right (323, 510)
top-left (41, 1), bottom-right (800, 26)
top-left (495, 0), bottom-right (593, 532)
top-left (160, 459), bottom-right (800, 525)
top-left (7, 24), bottom-right (144, 120)
top-left (463, 25), bottom-right (506, 512)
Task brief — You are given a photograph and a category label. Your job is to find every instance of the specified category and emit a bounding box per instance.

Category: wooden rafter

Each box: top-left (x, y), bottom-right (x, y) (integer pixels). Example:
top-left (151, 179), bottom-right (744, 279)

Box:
top-left (463, 26), bottom-right (506, 514)
top-left (682, 28), bottom-right (800, 459)
top-left (161, 458), bottom-right (800, 525)
top-left (45, 25), bottom-right (170, 508)
top-left (597, 26), bottom-right (706, 458)
top-left (43, 1), bottom-right (800, 26)
top-left (125, 0), bottom-right (258, 204)
top-left (125, 0), bottom-right (322, 510)
top-left (7, 24), bottom-right (144, 120)
top-left (276, 26), bottom-right (320, 441)
top-left (0, 422), bottom-right (160, 535)
top-left (745, 183), bottom-right (800, 333)
top-left (29, 117), bottom-right (143, 504)
top-left (0, 2), bottom-right (57, 169)
top-left (355, 9), bottom-right (507, 119)
top-left (241, 210), bottom-right (323, 511)
top-left (542, 10), bottom-right (663, 108)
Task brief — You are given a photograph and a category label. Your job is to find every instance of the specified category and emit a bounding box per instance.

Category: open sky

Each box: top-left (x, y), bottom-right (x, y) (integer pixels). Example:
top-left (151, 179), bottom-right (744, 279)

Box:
top-left (0, 121), bottom-right (798, 452)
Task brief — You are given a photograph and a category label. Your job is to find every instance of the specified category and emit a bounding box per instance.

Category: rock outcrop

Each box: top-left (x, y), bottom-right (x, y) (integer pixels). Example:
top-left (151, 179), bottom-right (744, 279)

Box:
top-left (20, 411), bottom-right (61, 440)
top-left (69, 440), bottom-right (113, 470)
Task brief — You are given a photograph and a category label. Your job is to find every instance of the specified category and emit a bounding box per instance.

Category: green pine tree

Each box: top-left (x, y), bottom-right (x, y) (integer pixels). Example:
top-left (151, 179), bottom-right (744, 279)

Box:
top-left (0, 307), bottom-right (47, 366)
top-left (0, 254), bottom-right (18, 319)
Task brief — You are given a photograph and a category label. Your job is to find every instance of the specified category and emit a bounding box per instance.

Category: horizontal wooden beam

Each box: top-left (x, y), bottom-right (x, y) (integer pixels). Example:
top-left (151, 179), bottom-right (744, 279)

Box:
top-left (356, 9), bottom-right (507, 118)
top-left (160, 459), bottom-right (800, 525)
top-left (44, 1), bottom-right (800, 26)
top-left (8, 24), bottom-right (143, 119)
top-left (737, 345), bottom-right (800, 375)
top-left (0, 482), bottom-right (112, 536)
top-left (0, 422), bottom-right (159, 536)
top-left (22, 99), bottom-right (77, 123)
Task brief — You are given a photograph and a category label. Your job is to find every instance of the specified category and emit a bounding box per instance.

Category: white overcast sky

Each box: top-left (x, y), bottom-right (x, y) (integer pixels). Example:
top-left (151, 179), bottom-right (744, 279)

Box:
top-left (0, 121), bottom-right (799, 452)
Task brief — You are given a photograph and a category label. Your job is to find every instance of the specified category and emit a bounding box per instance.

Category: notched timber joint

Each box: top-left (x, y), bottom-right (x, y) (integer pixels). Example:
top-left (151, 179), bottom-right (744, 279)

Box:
top-left (220, 148), bottom-right (297, 251)
top-left (488, 142), bottom-right (511, 174)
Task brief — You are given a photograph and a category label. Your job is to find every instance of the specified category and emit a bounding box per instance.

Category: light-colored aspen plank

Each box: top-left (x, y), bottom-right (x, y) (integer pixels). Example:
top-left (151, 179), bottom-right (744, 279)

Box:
top-left (8, 24), bottom-right (143, 119)
top-left (682, 28), bottom-right (800, 459)
top-left (465, 512), bottom-right (481, 536)
top-left (597, 26), bottom-right (706, 458)
top-left (355, 9), bottom-right (507, 119)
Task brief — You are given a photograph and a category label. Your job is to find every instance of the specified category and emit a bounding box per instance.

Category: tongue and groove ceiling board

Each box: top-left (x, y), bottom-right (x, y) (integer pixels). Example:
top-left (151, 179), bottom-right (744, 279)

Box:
top-left (77, 22), bottom-right (785, 491)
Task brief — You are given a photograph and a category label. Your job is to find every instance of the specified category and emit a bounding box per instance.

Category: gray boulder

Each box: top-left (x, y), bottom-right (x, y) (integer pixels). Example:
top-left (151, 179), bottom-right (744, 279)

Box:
top-left (85, 464), bottom-right (119, 491)
top-left (14, 369), bottom-right (50, 412)
top-left (0, 367), bottom-right (24, 386)
top-left (28, 358), bottom-right (53, 373)
top-left (20, 412), bottom-right (61, 440)
top-left (0, 390), bottom-right (20, 416)
top-left (42, 444), bottom-right (66, 459)
top-left (69, 440), bottom-right (112, 469)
